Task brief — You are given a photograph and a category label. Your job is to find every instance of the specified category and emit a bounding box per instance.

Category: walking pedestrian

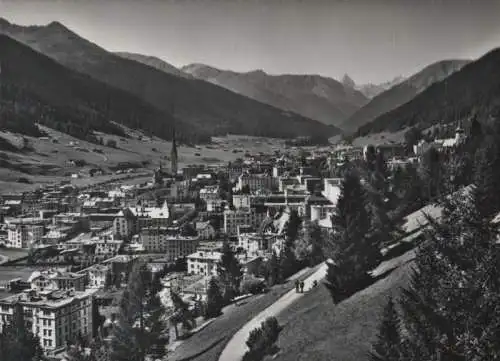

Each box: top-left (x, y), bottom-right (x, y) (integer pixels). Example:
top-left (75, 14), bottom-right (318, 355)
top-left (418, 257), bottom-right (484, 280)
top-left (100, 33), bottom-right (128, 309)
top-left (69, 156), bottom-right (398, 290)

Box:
top-left (300, 280), bottom-right (305, 293)
top-left (295, 279), bottom-right (300, 293)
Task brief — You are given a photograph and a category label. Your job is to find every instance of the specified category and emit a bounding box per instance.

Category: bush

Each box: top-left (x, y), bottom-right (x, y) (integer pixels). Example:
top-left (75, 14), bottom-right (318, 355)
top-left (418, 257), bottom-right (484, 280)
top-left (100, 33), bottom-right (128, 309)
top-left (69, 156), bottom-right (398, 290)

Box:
top-left (240, 275), bottom-right (266, 295)
top-left (243, 317), bottom-right (283, 361)
top-left (106, 139), bottom-right (117, 148)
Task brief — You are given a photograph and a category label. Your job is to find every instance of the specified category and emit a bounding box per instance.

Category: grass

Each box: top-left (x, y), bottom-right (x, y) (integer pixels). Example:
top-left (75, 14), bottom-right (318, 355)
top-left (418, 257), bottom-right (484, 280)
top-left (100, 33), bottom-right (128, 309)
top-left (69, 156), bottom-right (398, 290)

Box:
top-left (167, 267), bottom-right (319, 361)
top-left (0, 247), bottom-right (30, 261)
top-left (0, 126), bottom-right (288, 194)
top-left (272, 260), bottom-right (414, 361)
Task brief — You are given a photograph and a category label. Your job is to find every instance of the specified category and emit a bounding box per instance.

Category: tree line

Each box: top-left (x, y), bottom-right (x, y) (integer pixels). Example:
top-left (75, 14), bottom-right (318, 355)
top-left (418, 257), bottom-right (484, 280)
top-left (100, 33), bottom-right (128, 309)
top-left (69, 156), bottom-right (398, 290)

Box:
top-left (370, 117), bottom-right (500, 360)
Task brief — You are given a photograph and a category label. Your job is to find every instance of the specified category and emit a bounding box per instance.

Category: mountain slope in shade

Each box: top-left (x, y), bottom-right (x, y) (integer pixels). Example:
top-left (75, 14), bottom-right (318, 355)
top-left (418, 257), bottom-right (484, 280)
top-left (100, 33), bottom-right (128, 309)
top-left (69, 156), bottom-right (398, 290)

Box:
top-left (0, 34), bottom-right (184, 141)
top-left (0, 18), bottom-right (337, 139)
top-left (356, 50), bottom-right (500, 136)
top-left (115, 52), bottom-right (188, 78)
top-left (182, 63), bottom-right (369, 128)
top-left (342, 60), bottom-right (470, 133)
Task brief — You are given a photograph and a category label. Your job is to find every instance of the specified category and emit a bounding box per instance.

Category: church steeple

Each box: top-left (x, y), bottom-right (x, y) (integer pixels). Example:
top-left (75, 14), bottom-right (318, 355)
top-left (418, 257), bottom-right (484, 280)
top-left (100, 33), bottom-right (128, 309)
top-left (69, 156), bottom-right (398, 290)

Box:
top-left (171, 126), bottom-right (178, 176)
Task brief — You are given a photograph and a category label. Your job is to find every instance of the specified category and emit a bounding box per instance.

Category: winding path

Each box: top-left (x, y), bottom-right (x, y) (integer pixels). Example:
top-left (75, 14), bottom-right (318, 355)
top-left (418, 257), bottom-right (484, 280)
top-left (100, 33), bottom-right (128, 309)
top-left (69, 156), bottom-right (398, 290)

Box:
top-left (218, 262), bottom-right (328, 361)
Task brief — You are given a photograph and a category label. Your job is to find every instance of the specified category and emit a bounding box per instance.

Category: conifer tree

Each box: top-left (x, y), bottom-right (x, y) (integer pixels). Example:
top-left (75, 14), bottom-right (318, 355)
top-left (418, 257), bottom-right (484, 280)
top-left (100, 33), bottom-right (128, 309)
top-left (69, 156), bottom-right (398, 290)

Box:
top-left (400, 186), bottom-right (500, 360)
top-left (110, 261), bottom-right (163, 361)
top-left (474, 135), bottom-right (500, 218)
top-left (370, 296), bottom-right (402, 361)
top-left (325, 171), bottom-right (380, 302)
top-left (217, 241), bottom-right (243, 303)
top-left (0, 302), bottom-right (44, 361)
top-left (266, 251), bottom-right (281, 286)
top-left (205, 277), bottom-right (224, 319)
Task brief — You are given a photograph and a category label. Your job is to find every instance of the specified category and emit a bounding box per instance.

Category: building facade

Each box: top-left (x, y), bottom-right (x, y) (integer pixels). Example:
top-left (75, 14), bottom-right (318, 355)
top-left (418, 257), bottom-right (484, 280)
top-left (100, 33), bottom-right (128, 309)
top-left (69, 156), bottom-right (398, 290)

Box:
top-left (0, 288), bottom-right (96, 353)
top-left (140, 227), bottom-right (199, 261)
top-left (223, 208), bottom-right (267, 237)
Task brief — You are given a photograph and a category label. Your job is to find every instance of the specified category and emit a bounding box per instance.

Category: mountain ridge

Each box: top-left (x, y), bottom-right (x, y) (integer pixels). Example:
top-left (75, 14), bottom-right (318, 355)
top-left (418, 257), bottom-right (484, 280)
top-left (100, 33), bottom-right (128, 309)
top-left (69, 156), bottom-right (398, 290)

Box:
top-left (356, 50), bottom-right (499, 136)
top-left (342, 59), bottom-right (470, 133)
top-left (0, 34), bottom-right (185, 141)
top-left (182, 63), bottom-right (369, 128)
top-left (0, 18), bottom-right (337, 140)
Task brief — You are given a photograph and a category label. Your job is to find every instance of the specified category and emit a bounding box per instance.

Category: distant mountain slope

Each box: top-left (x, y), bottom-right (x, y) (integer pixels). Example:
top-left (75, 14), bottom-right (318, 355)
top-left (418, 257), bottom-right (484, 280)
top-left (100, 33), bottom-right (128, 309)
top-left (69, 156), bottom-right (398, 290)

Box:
top-left (182, 63), bottom-right (368, 127)
top-left (0, 18), bottom-right (337, 139)
top-left (356, 50), bottom-right (500, 136)
top-left (115, 52), bottom-right (188, 78)
top-left (0, 35), bottom-right (187, 141)
top-left (355, 76), bottom-right (405, 99)
top-left (342, 60), bottom-right (470, 133)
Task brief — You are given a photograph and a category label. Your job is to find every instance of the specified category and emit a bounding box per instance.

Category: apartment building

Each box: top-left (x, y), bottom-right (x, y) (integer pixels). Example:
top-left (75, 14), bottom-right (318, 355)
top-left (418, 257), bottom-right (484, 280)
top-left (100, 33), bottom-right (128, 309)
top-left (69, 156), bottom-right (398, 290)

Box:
top-left (29, 270), bottom-right (86, 292)
top-left (6, 217), bottom-right (45, 248)
top-left (223, 208), bottom-right (267, 237)
top-left (237, 172), bottom-right (275, 192)
top-left (187, 250), bottom-right (222, 276)
top-left (84, 264), bottom-right (111, 289)
top-left (0, 288), bottom-right (96, 353)
top-left (140, 227), bottom-right (199, 261)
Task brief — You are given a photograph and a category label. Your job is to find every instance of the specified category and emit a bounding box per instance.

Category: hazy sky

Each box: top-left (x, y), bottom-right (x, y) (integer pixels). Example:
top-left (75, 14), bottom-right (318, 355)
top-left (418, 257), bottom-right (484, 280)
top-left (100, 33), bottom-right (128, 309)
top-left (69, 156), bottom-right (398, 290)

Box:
top-left (1, 0), bottom-right (500, 84)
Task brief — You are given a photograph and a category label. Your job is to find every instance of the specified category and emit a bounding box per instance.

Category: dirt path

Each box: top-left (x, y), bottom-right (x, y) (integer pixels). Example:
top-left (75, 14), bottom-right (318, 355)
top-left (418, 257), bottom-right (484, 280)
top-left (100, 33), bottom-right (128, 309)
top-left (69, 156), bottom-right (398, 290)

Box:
top-left (218, 263), bottom-right (328, 361)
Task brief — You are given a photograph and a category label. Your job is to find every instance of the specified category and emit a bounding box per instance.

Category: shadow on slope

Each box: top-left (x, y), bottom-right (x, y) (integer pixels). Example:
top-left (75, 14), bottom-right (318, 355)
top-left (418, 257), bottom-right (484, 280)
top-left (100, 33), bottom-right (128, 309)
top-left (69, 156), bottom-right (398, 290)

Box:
top-left (274, 259), bottom-right (414, 361)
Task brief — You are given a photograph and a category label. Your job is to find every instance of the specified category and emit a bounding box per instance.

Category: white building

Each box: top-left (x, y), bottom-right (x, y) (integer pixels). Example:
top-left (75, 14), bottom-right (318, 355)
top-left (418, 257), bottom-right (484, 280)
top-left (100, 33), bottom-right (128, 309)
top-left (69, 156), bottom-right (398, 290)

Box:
top-left (6, 218), bottom-right (45, 248)
top-left (140, 227), bottom-right (199, 261)
top-left (93, 238), bottom-right (123, 258)
top-left (196, 221), bottom-right (216, 240)
top-left (113, 208), bottom-right (136, 239)
top-left (129, 201), bottom-right (171, 229)
top-left (238, 231), bottom-right (274, 257)
top-left (0, 288), bottom-right (96, 353)
top-left (187, 250), bottom-right (222, 276)
top-left (223, 208), bottom-right (267, 237)
top-left (232, 194), bottom-right (251, 209)
top-left (199, 185), bottom-right (220, 202)
top-left (237, 173), bottom-right (275, 192)
top-left (322, 178), bottom-right (342, 206)
top-left (84, 264), bottom-right (111, 289)
top-left (29, 270), bottom-right (86, 292)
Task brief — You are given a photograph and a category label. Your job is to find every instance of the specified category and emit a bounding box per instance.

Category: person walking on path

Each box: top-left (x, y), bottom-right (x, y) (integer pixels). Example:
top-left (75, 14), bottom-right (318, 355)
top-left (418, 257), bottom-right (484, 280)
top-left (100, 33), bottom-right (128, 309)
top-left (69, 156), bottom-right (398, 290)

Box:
top-left (300, 280), bottom-right (305, 293)
top-left (295, 279), bottom-right (300, 293)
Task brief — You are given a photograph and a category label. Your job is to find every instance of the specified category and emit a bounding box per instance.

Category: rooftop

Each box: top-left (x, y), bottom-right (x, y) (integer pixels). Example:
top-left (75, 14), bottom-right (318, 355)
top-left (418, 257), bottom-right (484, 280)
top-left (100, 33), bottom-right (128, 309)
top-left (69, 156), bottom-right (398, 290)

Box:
top-left (0, 288), bottom-right (97, 307)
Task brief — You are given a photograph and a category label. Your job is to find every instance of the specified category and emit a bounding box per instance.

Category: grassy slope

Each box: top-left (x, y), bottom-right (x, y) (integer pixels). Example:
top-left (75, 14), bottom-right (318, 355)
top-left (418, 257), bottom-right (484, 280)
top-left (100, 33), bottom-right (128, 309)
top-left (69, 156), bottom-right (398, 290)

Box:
top-left (0, 126), bottom-right (287, 194)
top-left (274, 260), bottom-right (413, 361)
top-left (168, 268), bottom-right (319, 361)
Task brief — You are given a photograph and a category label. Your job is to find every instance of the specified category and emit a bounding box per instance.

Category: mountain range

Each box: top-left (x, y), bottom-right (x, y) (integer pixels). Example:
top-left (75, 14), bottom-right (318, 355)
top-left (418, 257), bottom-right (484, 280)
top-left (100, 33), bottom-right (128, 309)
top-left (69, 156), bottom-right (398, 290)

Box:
top-left (181, 64), bottom-right (369, 127)
top-left (356, 49), bottom-right (500, 136)
top-left (0, 18), bottom-right (336, 141)
top-left (342, 59), bottom-right (470, 133)
top-left (0, 34), bottom-right (180, 141)
top-left (342, 74), bottom-right (406, 99)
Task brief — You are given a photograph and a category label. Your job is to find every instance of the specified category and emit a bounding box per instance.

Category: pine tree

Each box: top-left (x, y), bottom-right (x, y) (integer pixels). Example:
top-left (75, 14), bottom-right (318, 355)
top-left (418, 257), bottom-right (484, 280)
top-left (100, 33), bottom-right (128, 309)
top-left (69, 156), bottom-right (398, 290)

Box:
top-left (474, 135), bottom-right (500, 218)
top-left (294, 221), bottom-right (324, 266)
top-left (325, 171), bottom-right (380, 303)
top-left (400, 186), bottom-right (500, 360)
top-left (266, 251), bottom-right (282, 286)
top-left (0, 302), bottom-right (44, 361)
top-left (205, 277), bottom-right (224, 319)
top-left (370, 296), bottom-right (402, 361)
top-left (419, 147), bottom-right (444, 202)
top-left (217, 241), bottom-right (243, 303)
top-left (286, 209), bottom-right (301, 243)
top-left (170, 291), bottom-right (195, 338)
top-left (110, 261), bottom-right (160, 361)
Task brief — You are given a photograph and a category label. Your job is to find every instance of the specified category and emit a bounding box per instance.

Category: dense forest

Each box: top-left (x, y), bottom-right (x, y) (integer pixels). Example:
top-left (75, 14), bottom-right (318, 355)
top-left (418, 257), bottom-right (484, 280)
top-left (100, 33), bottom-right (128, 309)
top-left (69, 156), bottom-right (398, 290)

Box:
top-left (0, 35), bottom-right (208, 143)
top-left (356, 47), bottom-right (500, 136)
